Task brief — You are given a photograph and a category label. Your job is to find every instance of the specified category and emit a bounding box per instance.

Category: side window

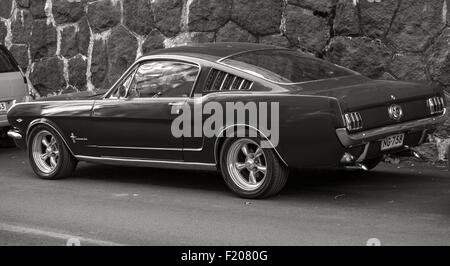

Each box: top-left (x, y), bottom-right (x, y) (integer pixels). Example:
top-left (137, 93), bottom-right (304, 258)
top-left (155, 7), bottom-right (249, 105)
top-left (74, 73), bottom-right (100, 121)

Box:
top-left (108, 69), bottom-right (136, 99)
top-left (128, 61), bottom-right (199, 98)
top-left (0, 49), bottom-right (17, 73)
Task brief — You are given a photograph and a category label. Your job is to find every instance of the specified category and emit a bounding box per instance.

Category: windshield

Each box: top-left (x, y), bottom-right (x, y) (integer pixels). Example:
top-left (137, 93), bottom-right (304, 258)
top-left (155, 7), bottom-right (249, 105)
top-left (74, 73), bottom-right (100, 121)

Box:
top-left (222, 49), bottom-right (356, 84)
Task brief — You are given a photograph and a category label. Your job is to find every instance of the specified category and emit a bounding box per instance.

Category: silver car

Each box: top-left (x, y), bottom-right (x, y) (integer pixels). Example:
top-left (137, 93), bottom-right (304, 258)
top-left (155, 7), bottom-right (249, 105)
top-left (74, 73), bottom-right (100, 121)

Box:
top-left (0, 44), bottom-right (29, 145)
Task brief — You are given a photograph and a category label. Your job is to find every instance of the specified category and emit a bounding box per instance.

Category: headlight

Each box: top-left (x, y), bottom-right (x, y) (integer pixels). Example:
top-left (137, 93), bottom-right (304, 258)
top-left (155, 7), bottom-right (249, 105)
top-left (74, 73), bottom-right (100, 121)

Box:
top-left (344, 112), bottom-right (363, 131)
top-left (427, 96), bottom-right (445, 115)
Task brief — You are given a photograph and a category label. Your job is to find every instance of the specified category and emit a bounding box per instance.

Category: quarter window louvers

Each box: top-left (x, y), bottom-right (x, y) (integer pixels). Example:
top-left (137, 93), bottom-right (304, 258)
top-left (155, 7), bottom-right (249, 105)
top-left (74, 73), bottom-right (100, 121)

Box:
top-left (205, 69), bottom-right (219, 91)
top-left (212, 71), bottom-right (226, 91)
top-left (240, 80), bottom-right (252, 90)
top-left (231, 77), bottom-right (243, 90)
top-left (222, 74), bottom-right (234, 90)
top-left (205, 69), bottom-right (253, 91)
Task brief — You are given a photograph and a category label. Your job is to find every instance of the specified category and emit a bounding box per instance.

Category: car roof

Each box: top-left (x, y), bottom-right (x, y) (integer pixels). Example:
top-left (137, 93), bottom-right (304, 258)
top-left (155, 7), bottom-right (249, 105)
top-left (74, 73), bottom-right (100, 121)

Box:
top-left (143, 42), bottom-right (286, 61)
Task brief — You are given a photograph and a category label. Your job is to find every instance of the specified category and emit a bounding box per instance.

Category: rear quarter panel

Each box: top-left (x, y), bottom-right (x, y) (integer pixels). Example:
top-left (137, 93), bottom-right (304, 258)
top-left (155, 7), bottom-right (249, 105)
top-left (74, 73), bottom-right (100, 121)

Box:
top-left (198, 92), bottom-right (345, 169)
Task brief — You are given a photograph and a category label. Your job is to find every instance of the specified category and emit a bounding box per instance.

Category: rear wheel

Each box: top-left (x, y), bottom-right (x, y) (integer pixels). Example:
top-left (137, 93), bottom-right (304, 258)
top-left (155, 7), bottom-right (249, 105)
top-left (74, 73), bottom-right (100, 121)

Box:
top-left (220, 137), bottom-right (289, 199)
top-left (28, 125), bottom-right (77, 180)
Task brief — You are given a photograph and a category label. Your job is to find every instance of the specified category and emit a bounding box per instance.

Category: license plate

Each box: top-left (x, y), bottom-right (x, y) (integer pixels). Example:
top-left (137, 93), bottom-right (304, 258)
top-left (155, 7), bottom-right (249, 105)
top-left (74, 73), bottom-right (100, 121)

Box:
top-left (0, 102), bottom-right (7, 111)
top-left (381, 133), bottom-right (405, 151)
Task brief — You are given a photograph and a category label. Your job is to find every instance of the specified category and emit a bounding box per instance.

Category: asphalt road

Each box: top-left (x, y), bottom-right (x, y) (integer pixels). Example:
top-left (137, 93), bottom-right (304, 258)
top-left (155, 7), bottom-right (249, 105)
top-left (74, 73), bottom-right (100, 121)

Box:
top-left (0, 147), bottom-right (449, 246)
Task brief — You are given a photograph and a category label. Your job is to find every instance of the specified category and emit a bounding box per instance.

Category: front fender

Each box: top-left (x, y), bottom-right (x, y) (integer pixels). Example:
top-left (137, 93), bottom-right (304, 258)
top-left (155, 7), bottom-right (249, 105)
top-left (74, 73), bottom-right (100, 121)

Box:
top-left (25, 118), bottom-right (76, 156)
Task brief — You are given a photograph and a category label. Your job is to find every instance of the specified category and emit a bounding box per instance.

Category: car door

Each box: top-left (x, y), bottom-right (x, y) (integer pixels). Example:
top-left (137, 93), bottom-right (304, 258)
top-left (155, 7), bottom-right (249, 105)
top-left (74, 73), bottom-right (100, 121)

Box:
top-left (91, 60), bottom-right (200, 161)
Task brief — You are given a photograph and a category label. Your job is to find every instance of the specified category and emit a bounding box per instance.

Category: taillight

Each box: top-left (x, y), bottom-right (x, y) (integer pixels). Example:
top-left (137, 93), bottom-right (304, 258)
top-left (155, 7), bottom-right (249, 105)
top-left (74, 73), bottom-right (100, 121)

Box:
top-left (427, 96), bottom-right (445, 115)
top-left (344, 112), bottom-right (363, 131)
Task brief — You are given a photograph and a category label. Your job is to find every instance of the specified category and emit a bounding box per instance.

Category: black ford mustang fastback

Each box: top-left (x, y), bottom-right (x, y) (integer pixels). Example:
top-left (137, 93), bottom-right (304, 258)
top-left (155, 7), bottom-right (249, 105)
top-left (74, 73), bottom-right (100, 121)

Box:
top-left (7, 43), bottom-right (447, 198)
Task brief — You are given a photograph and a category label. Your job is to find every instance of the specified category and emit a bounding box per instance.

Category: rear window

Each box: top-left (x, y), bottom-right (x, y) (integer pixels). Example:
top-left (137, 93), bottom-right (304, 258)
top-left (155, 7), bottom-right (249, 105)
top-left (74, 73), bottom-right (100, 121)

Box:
top-left (0, 48), bottom-right (18, 73)
top-left (222, 49), bottom-right (356, 84)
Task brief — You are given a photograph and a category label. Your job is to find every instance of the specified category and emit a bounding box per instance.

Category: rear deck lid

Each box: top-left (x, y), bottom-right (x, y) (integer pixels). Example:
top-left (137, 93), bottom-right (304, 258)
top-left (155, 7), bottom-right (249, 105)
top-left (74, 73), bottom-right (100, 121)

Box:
top-left (296, 77), bottom-right (439, 111)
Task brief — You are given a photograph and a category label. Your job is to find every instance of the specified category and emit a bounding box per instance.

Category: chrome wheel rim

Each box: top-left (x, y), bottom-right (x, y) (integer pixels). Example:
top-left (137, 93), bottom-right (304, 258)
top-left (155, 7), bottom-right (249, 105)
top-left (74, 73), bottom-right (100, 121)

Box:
top-left (227, 139), bottom-right (267, 191)
top-left (32, 130), bottom-right (60, 174)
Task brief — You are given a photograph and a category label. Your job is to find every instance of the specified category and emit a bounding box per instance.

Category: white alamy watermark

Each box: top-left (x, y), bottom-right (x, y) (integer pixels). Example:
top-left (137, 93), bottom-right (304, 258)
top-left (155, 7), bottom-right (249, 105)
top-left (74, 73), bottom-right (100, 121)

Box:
top-left (170, 94), bottom-right (280, 148)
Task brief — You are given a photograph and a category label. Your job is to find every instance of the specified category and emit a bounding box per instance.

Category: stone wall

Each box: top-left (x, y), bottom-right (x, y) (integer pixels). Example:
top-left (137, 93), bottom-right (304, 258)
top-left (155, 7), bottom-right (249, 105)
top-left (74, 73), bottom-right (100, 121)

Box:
top-left (0, 0), bottom-right (449, 96)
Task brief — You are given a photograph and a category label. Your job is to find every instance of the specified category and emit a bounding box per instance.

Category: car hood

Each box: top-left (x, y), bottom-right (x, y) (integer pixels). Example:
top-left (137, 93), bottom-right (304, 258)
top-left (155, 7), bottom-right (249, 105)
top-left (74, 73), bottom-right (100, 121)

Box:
top-left (291, 76), bottom-right (440, 111)
top-left (40, 89), bottom-right (108, 101)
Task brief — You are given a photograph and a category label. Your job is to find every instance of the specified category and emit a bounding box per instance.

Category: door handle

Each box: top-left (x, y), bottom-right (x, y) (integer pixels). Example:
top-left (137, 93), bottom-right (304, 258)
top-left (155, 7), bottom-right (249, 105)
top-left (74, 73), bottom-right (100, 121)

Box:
top-left (168, 102), bottom-right (185, 115)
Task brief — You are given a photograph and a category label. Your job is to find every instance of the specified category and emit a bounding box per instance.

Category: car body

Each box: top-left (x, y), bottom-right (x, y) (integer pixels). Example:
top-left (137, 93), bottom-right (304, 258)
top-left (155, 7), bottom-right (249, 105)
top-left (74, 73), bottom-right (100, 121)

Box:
top-left (6, 43), bottom-right (448, 198)
top-left (0, 44), bottom-right (29, 141)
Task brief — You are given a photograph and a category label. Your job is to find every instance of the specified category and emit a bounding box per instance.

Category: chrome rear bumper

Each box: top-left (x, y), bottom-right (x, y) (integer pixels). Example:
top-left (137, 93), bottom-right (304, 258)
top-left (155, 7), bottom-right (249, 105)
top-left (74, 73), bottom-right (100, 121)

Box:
top-left (336, 109), bottom-right (447, 147)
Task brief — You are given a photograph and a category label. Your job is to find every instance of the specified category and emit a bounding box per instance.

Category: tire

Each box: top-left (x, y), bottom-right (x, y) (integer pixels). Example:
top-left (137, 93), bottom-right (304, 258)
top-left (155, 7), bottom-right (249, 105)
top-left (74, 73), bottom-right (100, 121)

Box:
top-left (362, 157), bottom-right (382, 170)
top-left (220, 137), bottom-right (289, 199)
top-left (28, 125), bottom-right (77, 180)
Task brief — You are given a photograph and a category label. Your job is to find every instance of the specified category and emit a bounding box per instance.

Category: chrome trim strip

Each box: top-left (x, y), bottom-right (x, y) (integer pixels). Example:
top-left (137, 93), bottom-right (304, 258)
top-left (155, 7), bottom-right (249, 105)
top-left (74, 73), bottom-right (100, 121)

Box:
top-left (75, 155), bottom-right (217, 171)
top-left (87, 145), bottom-right (183, 151)
top-left (8, 100), bottom-right (95, 107)
top-left (336, 109), bottom-right (447, 147)
top-left (183, 147), bottom-right (204, 152)
top-left (124, 67), bottom-right (138, 98)
top-left (217, 48), bottom-right (283, 62)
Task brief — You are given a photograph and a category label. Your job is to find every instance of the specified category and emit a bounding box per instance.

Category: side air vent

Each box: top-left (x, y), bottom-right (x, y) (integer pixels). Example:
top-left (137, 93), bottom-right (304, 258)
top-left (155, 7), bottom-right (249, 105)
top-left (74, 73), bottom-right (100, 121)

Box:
top-left (205, 69), bottom-right (253, 91)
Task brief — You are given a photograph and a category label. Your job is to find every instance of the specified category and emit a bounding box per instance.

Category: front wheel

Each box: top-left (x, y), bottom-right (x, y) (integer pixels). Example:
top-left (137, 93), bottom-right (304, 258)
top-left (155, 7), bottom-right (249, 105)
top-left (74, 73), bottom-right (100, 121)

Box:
top-left (28, 125), bottom-right (77, 180)
top-left (220, 137), bottom-right (289, 199)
